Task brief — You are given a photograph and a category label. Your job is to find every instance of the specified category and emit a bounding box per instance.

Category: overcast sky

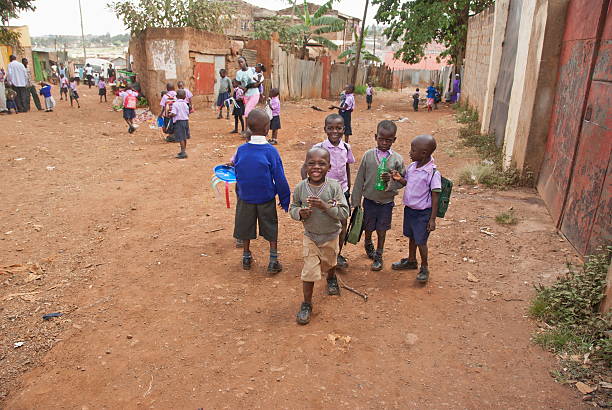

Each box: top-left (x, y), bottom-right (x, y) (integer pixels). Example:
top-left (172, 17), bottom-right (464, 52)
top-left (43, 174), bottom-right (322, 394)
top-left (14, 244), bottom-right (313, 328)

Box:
top-left (11, 0), bottom-right (379, 37)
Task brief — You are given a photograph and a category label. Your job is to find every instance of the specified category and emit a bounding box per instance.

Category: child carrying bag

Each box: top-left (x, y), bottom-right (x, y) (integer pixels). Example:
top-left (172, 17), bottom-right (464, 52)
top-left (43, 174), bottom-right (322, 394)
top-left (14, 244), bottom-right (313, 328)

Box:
top-left (124, 94), bottom-right (138, 109)
top-left (345, 206), bottom-right (364, 245)
top-left (432, 170), bottom-right (453, 218)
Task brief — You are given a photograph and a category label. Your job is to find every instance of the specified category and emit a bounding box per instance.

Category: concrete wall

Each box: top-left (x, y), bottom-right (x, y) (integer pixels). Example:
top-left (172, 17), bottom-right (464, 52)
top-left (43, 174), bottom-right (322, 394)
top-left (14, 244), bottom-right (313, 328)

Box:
top-left (463, 5), bottom-right (495, 119)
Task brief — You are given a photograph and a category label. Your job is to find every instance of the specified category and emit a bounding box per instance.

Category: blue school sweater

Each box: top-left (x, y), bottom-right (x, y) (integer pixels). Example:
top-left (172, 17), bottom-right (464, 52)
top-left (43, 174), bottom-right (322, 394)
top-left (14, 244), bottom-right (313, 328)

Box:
top-left (234, 142), bottom-right (291, 211)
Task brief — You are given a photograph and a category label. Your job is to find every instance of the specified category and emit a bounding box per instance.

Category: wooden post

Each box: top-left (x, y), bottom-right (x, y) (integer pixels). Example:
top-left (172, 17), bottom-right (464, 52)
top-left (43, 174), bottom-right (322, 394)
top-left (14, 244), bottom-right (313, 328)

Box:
top-left (601, 263), bottom-right (612, 313)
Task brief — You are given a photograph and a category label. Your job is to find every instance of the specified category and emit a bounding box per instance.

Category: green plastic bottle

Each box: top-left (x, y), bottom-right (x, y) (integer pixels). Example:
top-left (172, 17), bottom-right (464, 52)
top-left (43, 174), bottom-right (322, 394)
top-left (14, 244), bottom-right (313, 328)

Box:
top-left (375, 157), bottom-right (388, 191)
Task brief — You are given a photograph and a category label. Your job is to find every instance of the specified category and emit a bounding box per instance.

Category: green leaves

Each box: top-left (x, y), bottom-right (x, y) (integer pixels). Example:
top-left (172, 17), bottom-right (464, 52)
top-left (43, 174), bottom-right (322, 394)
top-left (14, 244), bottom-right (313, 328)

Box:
top-left (373, 0), bottom-right (493, 65)
top-left (107, 0), bottom-right (233, 34)
top-left (0, 0), bottom-right (36, 49)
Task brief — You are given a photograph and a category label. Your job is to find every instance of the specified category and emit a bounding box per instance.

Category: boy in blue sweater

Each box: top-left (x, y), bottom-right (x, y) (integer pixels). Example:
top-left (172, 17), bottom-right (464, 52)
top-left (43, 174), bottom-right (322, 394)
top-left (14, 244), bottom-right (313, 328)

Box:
top-left (233, 109), bottom-right (291, 273)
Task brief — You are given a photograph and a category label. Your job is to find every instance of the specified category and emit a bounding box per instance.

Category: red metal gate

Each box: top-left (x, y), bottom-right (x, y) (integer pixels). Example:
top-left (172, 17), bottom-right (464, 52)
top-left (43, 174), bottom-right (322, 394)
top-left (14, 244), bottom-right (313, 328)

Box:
top-left (537, 0), bottom-right (612, 255)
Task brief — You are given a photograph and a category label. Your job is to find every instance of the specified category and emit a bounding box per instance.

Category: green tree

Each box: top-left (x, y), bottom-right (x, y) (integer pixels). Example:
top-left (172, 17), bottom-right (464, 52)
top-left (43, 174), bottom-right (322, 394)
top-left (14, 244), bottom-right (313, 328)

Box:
top-left (254, 0), bottom-right (345, 59)
top-left (338, 27), bottom-right (381, 64)
top-left (373, 0), bottom-right (493, 65)
top-left (0, 0), bottom-right (36, 49)
top-left (107, 0), bottom-right (233, 34)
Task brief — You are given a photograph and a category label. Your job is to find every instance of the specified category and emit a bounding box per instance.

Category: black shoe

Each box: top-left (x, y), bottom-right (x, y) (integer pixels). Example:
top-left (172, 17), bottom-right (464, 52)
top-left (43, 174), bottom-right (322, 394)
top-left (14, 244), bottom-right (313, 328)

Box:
top-left (416, 266), bottom-right (429, 282)
top-left (267, 260), bottom-right (283, 274)
top-left (128, 126), bottom-right (134, 133)
top-left (230, 129), bottom-right (238, 134)
top-left (392, 258), bottom-right (418, 270)
top-left (242, 254), bottom-right (252, 270)
top-left (176, 152), bottom-right (187, 159)
top-left (296, 302), bottom-right (312, 325)
top-left (336, 254), bottom-right (348, 269)
top-left (364, 241), bottom-right (375, 259)
top-left (165, 136), bottom-right (176, 143)
top-left (371, 253), bottom-right (383, 271)
top-left (327, 276), bottom-right (340, 295)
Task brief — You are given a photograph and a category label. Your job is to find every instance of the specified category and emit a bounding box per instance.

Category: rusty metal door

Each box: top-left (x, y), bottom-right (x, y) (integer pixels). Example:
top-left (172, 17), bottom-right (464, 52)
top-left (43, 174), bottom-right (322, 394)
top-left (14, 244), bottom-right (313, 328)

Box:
top-left (194, 62), bottom-right (214, 95)
top-left (488, 0), bottom-right (522, 147)
top-left (537, 0), bottom-right (611, 255)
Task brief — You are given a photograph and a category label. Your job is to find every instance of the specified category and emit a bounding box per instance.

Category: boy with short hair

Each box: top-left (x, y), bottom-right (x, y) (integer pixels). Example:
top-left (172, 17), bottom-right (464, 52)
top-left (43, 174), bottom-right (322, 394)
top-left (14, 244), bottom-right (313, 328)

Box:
top-left (169, 89), bottom-right (191, 159)
top-left (119, 85), bottom-right (139, 133)
top-left (391, 134), bottom-right (440, 283)
top-left (292, 147), bottom-right (350, 325)
top-left (39, 82), bottom-right (55, 112)
top-left (412, 88), bottom-right (420, 112)
top-left (216, 69), bottom-right (232, 119)
top-left (302, 113), bottom-right (355, 268)
top-left (233, 109), bottom-right (291, 274)
top-left (160, 83), bottom-right (177, 141)
top-left (59, 74), bottom-right (69, 101)
top-left (177, 80), bottom-right (193, 110)
top-left (351, 120), bottom-right (405, 271)
top-left (366, 83), bottom-right (374, 110)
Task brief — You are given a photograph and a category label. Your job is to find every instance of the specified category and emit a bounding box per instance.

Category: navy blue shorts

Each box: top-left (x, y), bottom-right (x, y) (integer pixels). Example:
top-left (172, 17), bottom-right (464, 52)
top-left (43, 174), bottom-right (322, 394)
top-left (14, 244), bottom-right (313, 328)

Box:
top-left (363, 198), bottom-right (394, 232)
top-left (123, 107), bottom-right (135, 119)
top-left (403, 206), bottom-right (432, 245)
top-left (270, 115), bottom-right (281, 130)
top-left (340, 109), bottom-right (352, 136)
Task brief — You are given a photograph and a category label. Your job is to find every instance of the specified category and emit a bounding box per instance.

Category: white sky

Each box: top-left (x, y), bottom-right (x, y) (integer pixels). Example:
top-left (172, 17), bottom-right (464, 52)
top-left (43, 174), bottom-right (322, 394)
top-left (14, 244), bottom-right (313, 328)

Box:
top-left (11, 0), bottom-right (379, 37)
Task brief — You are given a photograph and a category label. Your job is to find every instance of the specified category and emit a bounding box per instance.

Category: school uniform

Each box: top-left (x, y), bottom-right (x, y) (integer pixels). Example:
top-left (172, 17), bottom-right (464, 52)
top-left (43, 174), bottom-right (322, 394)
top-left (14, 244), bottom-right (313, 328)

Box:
top-left (340, 93), bottom-right (354, 136)
top-left (98, 80), bottom-right (107, 96)
top-left (289, 179), bottom-right (349, 282)
top-left (217, 77), bottom-right (231, 107)
top-left (366, 87), bottom-right (373, 104)
top-left (401, 158), bottom-right (441, 245)
top-left (119, 90), bottom-right (138, 119)
top-left (269, 96), bottom-right (281, 130)
top-left (232, 87), bottom-right (245, 117)
top-left (170, 98), bottom-right (190, 142)
top-left (351, 148), bottom-right (405, 232)
top-left (233, 136), bottom-right (291, 241)
top-left (313, 139), bottom-right (355, 200)
top-left (39, 85), bottom-right (55, 110)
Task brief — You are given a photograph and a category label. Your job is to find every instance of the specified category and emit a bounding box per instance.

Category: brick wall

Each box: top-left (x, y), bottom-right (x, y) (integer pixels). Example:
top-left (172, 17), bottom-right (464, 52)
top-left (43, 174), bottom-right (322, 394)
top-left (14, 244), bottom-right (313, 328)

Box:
top-left (463, 5), bottom-right (495, 119)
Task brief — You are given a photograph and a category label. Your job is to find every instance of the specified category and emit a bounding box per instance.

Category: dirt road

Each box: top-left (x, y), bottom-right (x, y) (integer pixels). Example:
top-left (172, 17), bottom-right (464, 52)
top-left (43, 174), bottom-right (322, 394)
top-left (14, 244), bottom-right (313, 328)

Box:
top-left (1, 89), bottom-right (585, 408)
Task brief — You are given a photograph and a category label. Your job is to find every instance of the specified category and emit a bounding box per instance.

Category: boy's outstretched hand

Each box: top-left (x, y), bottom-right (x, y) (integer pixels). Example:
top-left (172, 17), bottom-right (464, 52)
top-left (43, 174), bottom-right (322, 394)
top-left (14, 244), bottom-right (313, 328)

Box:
top-left (299, 207), bottom-right (312, 220)
top-left (380, 172), bottom-right (391, 182)
top-left (390, 170), bottom-right (407, 185)
top-left (427, 218), bottom-right (436, 232)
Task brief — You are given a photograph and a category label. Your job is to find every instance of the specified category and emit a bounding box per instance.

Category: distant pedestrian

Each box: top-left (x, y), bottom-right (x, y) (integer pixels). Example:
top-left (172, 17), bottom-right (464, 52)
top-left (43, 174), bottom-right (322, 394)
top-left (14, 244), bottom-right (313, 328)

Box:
top-left (98, 77), bottom-right (107, 102)
top-left (254, 63), bottom-right (266, 101)
top-left (59, 74), bottom-right (69, 101)
top-left (451, 74), bottom-right (461, 103)
top-left (216, 69), bottom-right (232, 119)
top-left (177, 80), bottom-right (193, 111)
top-left (329, 84), bottom-right (355, 143)
top-left (267, 87), bottom-right (281, 145)
top-left (235, 56), bottom-right (260, 119)
top-left (119, 85), bottom-right (139, 133)
top-left (0, 68), bottom-right (7, 113)
top-left (426, 82), bottom-right (436, 112)
top-left (85, 63), bottom-right (93, 88)
top-left (69, 77), bottom-right (80, 108)
top-left (160, 83), bottom-right (177, 141)
top-left (107, 63), bottom-right (116, 83)
top-left (39, 82), bottom-right (55, 112)
top-left (412, 88), bottom-right (420, 112)
top-left (366, 83), bottom-right (374, 110)
top-left (169, 89), bottom-right (191, 159)
top-left (6, 55), bottom-right (29, 112)
top-left (230, 79), bottom-right (245, 134)
top-left (22, 58), bottom-right (42, 111)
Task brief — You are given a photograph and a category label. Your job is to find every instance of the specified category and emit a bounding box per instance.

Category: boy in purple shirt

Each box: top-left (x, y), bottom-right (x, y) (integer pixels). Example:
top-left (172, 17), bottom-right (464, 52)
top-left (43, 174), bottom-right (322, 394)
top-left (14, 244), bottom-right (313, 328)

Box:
top-left (390, 134), bottom-right (441, 282)
top-left (169, 89), bottom-right (191, 159)
top-left (98, 77), bottom-right (107, 102)
top-left (268, 88), bottom-right (281, 145)
top-left (301, 113), bottom-right (356, 269)
top-left (329, 84), bottom-right (355, 142)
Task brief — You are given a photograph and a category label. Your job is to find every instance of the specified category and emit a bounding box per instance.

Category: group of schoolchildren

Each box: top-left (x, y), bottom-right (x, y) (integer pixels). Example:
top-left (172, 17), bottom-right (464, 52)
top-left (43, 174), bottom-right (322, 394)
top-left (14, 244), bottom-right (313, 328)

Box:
top-left (412, 81), bottom-right (442, 112)
top-left (229, 84), bottom-right (442, 325)
top-left (3, 75), bottom-right (82, 114)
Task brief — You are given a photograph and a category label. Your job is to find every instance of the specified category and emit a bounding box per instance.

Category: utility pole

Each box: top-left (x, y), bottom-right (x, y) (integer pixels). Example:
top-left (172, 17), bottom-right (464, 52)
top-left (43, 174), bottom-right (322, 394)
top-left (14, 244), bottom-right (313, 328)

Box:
top-left (372, 25), bottom-right (376, 59)
top-left (351, 0), bottom-right (369, 86)
top-left (78, 0), bottom-right (87, 62)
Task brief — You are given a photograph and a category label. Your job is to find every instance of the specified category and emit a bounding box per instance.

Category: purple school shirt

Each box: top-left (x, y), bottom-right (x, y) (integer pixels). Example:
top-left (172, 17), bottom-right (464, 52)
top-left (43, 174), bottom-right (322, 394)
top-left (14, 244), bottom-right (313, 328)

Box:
top-left (98, 80), bottom-right (106, 89)
top-left (234, 87), bottom-right (244, 101)
top-left (171, 99), bottom-right (190, 122)
top-left (269, 96), bottom-right (280, 116)
top-left (343, 93), bottom-right (355, 111)
top-left (160, 90), bottom-right (177, 107)
top-left (181, 88), bottom-right (193, 102)
top-left (314, 139), bottom-right (355, 192)
top-left (376, 148), bottom-right (391, 162)
top-left (366, 87), bottom-right (373, 96)
top-left (402, 158), bottom-right (442, 210)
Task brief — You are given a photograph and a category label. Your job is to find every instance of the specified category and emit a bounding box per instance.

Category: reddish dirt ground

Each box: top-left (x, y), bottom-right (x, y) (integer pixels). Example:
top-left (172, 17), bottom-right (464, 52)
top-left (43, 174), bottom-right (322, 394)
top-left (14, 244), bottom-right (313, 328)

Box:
top-left (1, 88), bottom-right (587, 408)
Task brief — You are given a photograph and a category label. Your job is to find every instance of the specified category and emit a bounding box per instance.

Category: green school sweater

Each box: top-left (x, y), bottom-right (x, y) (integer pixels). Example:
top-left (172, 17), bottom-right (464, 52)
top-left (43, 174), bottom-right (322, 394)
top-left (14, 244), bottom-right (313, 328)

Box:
top-left (289, 178), bottom-right (350, 244)
top-left (351, 148), bottom-right (405, 207)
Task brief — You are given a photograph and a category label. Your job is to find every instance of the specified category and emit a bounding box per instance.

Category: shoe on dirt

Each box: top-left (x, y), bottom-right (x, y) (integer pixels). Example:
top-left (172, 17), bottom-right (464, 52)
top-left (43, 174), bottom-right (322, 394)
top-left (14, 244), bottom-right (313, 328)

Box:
top-left (327, 277), bottom-right (340, 295)
top-left (416, 266), bottom-right (429, 283)
top-left (371, 253), bottom-right (383, 271)
top-left (242, 254), bottom-right (252, 270)
top-left (267, 260), bottom-right (283, 274)
top-left (165, 136), bottom-right (176, 143)
top-left (392, 258), bottom-right (418, 270)
top-left (336, 254), bottom-right (348, 269)
top-left (176, 152), bottom-right (188, 159)
top-left (296, 302), bottom-right (312, 325)
top-left (364, 241), bottom-right (375, 259)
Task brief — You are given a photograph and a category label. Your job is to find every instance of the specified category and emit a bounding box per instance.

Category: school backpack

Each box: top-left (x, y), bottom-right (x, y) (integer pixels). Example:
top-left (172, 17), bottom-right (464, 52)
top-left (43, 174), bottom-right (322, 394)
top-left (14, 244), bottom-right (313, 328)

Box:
top-left (432, 170), bottom-right (453, 218)
top-left (345, 206), bottom-right (364, 245)
top-left (164, 95), bottom-right (176, 116)
top-left (125, 94), bottom-right (138, 109)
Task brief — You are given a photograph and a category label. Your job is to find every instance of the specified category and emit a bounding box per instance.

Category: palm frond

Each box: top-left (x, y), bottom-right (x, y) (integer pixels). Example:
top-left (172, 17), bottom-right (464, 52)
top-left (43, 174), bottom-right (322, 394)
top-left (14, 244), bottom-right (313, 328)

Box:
top-left (311, 35), bottom-right (338, 50)
top-left (313, 0), bottom-right (335, 19)
top-left (312, 16), bottom-right (344, 28)
top-left (337, 48), bottom-right (355, 59)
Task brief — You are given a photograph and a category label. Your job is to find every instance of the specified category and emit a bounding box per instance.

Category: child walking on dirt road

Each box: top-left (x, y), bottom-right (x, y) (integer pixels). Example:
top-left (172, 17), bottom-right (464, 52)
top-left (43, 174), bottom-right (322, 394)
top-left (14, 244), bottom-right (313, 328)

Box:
top-left (302, 113), bottom-right (355, 269)
top-left (329, 84), bottom-right (355, 142)
top-left (351, 120), bottom-right (405, 271)
top-left (292, 147), bottom-right (349, 325)
top-left (169, 89), bottom-right (191, 159)
top-left (232, 109), bottom-right (291, 274)
top-left (390, 134), bottom-right (440, 283)
top-left (69, 77), bottom-right (80, 108)
top-left (267, 88), bottom-right (281, 145)
top-left (119, 85), bottom-right (138, 133)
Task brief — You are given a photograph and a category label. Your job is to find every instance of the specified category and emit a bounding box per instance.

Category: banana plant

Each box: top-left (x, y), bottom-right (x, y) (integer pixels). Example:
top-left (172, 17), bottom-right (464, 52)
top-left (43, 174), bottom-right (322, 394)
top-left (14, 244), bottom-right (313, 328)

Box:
top-left (338, 27), bottom-right (381, 64)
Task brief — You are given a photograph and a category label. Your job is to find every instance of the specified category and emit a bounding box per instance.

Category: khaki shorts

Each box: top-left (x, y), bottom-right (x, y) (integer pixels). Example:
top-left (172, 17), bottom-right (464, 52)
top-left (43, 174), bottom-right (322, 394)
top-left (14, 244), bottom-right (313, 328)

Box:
top-left (301, 235), bottom-right (339, 282)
